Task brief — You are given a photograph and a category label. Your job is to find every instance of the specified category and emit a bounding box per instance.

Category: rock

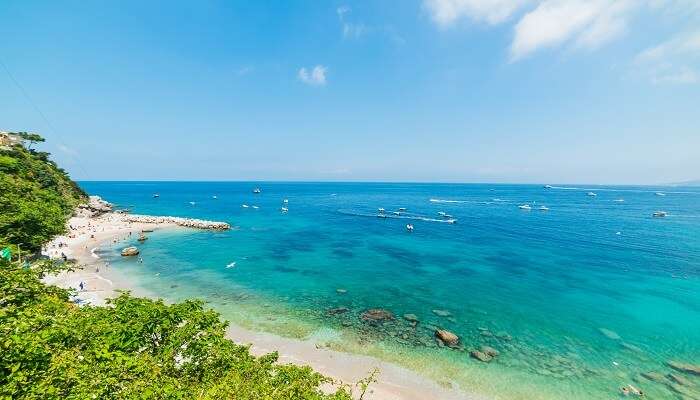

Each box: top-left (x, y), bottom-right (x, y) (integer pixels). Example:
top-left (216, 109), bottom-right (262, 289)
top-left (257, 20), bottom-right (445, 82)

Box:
top-left (640, 371), bottom-right (665, 383)
top-left (668, 361), bottom-right (700, 376)
top-left (432, 309), bottom-right (452, 317)
top-left (621, 342), bottom-right (644, 353)
top-left (599, 328), bottom-right (621, 340)
top-left (480, 330), bottom-right (494, 337)
top-left (668, 373), bottom-right (693, 387)
top-left (121, 246), bottom-right (139, 256)
top-left (403, 313), bottom-right (419, 323)
top-left (495, 331), bottom-right (513, 341)
top-left (327, 307), bottom-right (349, 315)
top-left (336, 288), bottom-right (347, 294)
top-left (470, 350), bottom-right (493, 363)
top-left (481, 346), bottom-right (500, 357)
top-left (360, 309), bottom-right (395, 324)
top-left (435, 329), bottom-right (459, 347)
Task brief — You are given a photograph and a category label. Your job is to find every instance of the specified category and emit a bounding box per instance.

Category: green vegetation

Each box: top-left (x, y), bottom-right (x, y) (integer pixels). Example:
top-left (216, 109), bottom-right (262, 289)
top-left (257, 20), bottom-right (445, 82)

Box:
top-left (0, 135), bottom-right (359, 399)
top-left (0, 133), bottom-right (86, 252)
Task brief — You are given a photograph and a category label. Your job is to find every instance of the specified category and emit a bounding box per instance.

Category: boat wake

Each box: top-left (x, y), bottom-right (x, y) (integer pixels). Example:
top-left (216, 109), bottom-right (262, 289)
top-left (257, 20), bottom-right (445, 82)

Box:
top-left (338, 209), bottom-right (457, 224)
top-left (429, 198), bottom-right (468, 203)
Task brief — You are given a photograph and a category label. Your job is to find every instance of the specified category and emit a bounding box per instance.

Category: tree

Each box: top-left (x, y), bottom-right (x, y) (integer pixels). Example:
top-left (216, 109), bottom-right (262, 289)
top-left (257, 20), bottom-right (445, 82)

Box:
top-left (14, 132), bottom-right (45, 150)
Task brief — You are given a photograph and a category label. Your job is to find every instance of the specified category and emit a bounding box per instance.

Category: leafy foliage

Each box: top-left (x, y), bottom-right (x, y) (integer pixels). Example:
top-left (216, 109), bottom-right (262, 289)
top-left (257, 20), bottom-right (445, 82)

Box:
top-left (0, 140), bottom-right (86, 252)
top-left (0, 260), bottom-right (352, 400)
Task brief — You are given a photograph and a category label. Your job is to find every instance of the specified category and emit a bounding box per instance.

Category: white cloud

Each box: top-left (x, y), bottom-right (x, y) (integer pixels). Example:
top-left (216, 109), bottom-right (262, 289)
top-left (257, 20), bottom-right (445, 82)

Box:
top-left (298, 65), bottom-right (327, 86)
top-left (424, 0), bottom-right (530, 26)
top-left (510, 0), bottom-right (635, 61)
top-left (337, 6), bottom-right (367, 39)
top-left (634, 31), bottom-right (700, 84)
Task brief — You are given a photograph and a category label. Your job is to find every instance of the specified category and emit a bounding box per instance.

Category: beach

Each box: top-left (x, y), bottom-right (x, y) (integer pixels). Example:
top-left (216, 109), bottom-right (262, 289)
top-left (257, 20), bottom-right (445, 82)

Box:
top-left (44, 209), bottom-right (475, 400)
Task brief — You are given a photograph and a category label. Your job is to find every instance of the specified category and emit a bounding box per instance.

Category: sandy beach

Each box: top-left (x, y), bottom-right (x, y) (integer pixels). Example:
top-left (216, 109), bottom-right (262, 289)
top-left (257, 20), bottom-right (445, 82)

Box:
top-left (44, 211), bottom-right (476, 400)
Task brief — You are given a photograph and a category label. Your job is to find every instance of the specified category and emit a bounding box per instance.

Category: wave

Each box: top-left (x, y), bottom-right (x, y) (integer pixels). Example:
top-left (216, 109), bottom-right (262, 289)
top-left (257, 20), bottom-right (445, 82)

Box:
top-left (429, 198), bottom-right (468, 203)
top-left (337, 209), bottom-right (457, 224)
top-left (91, 247), bottom-right (100, 259)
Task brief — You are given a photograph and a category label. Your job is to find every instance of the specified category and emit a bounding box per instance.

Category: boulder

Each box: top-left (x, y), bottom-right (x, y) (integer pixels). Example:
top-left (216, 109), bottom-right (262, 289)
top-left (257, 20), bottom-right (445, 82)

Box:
top-left (435, 329), bottom-right (459, 347)
top-left (121, 246), bottom-right (139, 256)
top-left (470, 350), bottom-right (493, 363)
top-left (481, 346), bottom-right (500, 358)
top-left (360, 309), bottom-right (394, 324)
top-left (327, 307), bottom-right (349, 315)
top-left (668, 361), bottom-right (700, 376)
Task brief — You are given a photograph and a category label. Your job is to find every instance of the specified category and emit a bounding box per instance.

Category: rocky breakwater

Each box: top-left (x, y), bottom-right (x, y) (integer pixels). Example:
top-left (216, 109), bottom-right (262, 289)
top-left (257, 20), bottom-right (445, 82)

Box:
top-left (123, 214), bottom-right (230, 230)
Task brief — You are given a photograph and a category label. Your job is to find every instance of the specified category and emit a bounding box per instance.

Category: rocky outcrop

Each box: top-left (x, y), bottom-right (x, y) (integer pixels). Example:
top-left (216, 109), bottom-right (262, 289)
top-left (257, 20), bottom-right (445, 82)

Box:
top-left (123, 215), bottom-right (230, 230)
top-left (327, 307), bottom-right (349, 315)
top-left (121, 246), bottom-right (139, 256)
top-left (435, 329), bottom-right (459, 347)
top-left (470, 350), bottom-right (492, 362)
top-left (403, 314), bottom-right (419, 323)
top-left (75, 196), bottom-right (113, 217)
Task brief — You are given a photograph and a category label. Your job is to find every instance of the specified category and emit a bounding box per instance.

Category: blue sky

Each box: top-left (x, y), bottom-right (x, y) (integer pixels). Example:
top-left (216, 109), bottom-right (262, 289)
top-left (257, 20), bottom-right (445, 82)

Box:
top-left (1, 0), bottom-right (699, 184)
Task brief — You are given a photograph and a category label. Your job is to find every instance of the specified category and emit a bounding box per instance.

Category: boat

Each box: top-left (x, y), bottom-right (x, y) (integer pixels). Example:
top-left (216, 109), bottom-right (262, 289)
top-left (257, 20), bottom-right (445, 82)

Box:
top-left (137, 233), bottom-right (147, 242)
top-left (406, 224), bottom-right (414, 232)
top-left (393, 211), bottom-right (401, 215)
top-left (283, 199), bottom-right (289, 203)
top-left (189, 201), bottom-right (196, 206)
top-left (153, 193), bottom-right (160, 198)
top-left (212, 195), bottom-right (218, 199)
top-left (544, 185), bottom-right (553, 189)
top-left (226, 262), bottom-right (236, 269)
top-left (539, 206), bottom-right (549, 211)
top-left (242, 204), bottom-right (249, 208)
top-left (652, 211), bottom-right (668, 217)
top-left (587, 192), bottom-right (597, 197)
top-left (378, 208), bottom-right (385, 213)
top-left (518, 204), bottom-right (531, 210)
top-left (253, 188), bottom-right (262, 194)
top-left (398, 207), bottom-right (407, 211)
top-left (445, 219), bottom-right (457, 224)
top-left (252, 205), bottom-right (259, 209)
top-left (281, 207), bottom-right (288, 213)
top-left (613, 199), bottom-right (625, 203)
top-left (655, 192), bottom-right (666, 196)
top-left (443, 214), bottom-right (453, 218)
top-left (437, 211), bottom-right (446, 216)
top-left (377, 213), bottom-right (387, 218)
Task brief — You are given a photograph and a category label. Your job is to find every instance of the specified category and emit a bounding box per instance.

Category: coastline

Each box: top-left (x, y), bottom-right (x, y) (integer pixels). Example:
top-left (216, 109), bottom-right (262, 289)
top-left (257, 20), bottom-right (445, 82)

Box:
top-left (44, 211), bottom-right (477, 400)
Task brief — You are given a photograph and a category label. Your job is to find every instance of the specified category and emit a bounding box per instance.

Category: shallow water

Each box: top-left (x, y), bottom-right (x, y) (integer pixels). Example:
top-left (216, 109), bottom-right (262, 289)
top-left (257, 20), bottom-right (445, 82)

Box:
top-left (83, 181), bottom-right (700, 399)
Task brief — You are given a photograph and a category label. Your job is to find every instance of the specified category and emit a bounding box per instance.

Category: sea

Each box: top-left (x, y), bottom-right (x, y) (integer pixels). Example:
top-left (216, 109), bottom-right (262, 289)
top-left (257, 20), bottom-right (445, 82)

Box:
top-left (79, 181), bottom-right (700, 399)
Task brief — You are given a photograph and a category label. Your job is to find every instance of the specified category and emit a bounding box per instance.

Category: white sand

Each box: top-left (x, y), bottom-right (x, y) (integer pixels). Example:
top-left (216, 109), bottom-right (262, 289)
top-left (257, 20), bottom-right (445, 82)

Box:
top-left (44, 212), bottom-right (478, 400)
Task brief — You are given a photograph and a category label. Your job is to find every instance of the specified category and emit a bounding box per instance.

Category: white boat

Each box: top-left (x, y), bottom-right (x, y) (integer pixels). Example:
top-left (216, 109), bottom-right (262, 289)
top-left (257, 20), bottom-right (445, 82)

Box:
top-left (377, 213), bottom-right (387, 218)
top-left (652, 211), bottom-right (668, 217)
top-left (587, 192), bottom-right (597, 197)
top-left (518, 204), bottom-right (531, 210)
top-left (189, 201), bottom-right (196, 206)
top-left (437, 211), bottom-right (446, 216)
top-left (443, 214), bottom-right (453, 218)
top-left (212, 195), bottom-right (218, 199)
top-left (281, 207), bottom-right (288, 213)
top-left (655, 192), bottom-right (666, 196)
top-left (613, 199), bottom-right (625, 203)
top-left (544, 185), bottom-right (553, 189)
top-left (242, 204), bottom-right (249, 208)
top-left (153, 193), bottom-right (160, 198)
top-left (445, 219), bottom-right (457, 224)
top-left (253, 188), bottom-right (262, 194)
top-left (406, 224), bottom-right (414, 232)
top-left (378, 208), bottom-right (385, 213)
top-left (226, 262), bottom-right (236, 269)
top-left (539, 206), bottom-right (549, 211)
top-left (393, 211), bottom-right (401, 215)
top-left (398, 207), bottom-right (407, 211)
top-left (283, 199), bottom-right (289, 203)
top-left (252, 205), bottom-right (259, 209)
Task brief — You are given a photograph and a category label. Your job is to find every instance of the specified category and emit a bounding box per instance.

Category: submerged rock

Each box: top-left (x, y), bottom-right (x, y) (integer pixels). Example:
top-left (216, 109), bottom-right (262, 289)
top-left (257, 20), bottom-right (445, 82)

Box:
top-left (432, 309), bottom-right (452, 317)
top-left (336, 288), bottom-right (347, 294)
top-left (435, 329), bottom-right (459, 347)
top-left (121, 246), bottom-right (139, 256)
top-left (327, 307), bottom-right (349, 315)
top-left (667, 373), bottom-right (693, 387)
top-left (470, 350), bottom-right (493, 363)
top-left (403, 313), bottom-right (419, 323)
top-left (599, 328), bottom-right (621, 340)
top-left (360, 309), bottom-right (395, 324)
top-left (668, 361), bottom-right (700, 376)
top-left (640, 371), bottom-right (665, 383)
top-left (481, 346), bottom-right (500, 358)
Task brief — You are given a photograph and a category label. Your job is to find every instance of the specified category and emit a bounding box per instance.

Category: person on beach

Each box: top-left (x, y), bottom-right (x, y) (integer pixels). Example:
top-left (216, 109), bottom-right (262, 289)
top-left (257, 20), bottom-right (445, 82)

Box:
top-left (79, 281), bottom-right (84, 291)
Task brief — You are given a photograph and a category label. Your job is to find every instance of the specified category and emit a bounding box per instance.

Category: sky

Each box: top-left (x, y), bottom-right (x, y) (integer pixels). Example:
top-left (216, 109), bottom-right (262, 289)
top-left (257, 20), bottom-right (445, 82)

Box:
top-left (1, 0), bottom-right (699, 184)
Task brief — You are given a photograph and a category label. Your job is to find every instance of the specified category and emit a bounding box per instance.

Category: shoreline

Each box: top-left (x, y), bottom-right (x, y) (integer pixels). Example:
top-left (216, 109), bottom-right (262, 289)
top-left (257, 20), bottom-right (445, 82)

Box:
top-left (44, 211), bottom-right (477, 400)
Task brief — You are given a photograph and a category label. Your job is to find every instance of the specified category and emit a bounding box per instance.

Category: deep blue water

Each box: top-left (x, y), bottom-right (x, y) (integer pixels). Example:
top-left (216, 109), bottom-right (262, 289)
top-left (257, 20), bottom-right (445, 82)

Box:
top-left (81, 181), bottom-right (700, 399)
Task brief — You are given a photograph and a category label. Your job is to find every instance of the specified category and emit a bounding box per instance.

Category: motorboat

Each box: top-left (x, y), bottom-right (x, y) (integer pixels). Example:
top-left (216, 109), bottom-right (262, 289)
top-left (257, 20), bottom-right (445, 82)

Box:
top-left (398, 207), bottom-right (407, 211)
top-left (377, 213), bottom-right (387, 218)
top-left (539, 206), bottom-right (549, 211)
top-left (378, 208), bottom-right (385, 213)
top-left (655, 192), bottom-right (666, 196)
top-left (242, 204), bottom-right (249, 208)
top-left (226, 262), bottom-right (236, 269)
top-left (283, 199), bottom-right (289, 203)
top-left (393, 211), bottom-right (401, 215)
top-left (445, 219), bottom-right (457, 224)
top-left (587, 192), bottom-right (597, 197)
top-left (253, 188), bottom-right (262, 194)
top-left (281, 207), bottom-right (288, 213)
top-left (652, 211), bottom-right (668, 217)
top-left (544, 185), bottom-right (553, 189)
top-left (153, 193), bottom-right (160, 198)
top-left (437, 211), bottom-right (446, 216)
top-left (212, 195), bottom-right (218, 199)
top-left (406, 224), bottom-right (414, 232)
top-left (252, 205), bottom-right (259, 209)
top-left (189, 201), bottom-right (196, 206)
top-left (518, 204), bottom-right (531, 210)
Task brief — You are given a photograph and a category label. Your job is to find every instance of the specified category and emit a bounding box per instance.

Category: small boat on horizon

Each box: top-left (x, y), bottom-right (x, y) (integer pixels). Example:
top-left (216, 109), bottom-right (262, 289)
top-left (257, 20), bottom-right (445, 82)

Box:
top-left (519, 204), bottom-right (531, 210)
top-left (377, 213), bottom-right (387, 218)
top-left (398, 207), bottom-right (407, 211)
top-left (189, 201), bottom-right (196, 206)
top-left (613, 199), bottom-right (625, 203)
top-left (281, 207), bottom-right (288, 213)
top-left (652, 211), bottom-right (668, 218)
top-left (252, 205), bottom-right (259, 209)
top-left (253, 188), bottom-right (262, 194)
top-left (655, 192), bottom-right (666, 196)
top-left (539, 206), bottom-right (549, 211)
top-left (437, 211), bottom-right (446, 216)
top-left (587, 192), bottom-right (597, 197)
top-left (212, 195), bottom-right (218, 199)
top-left (153, 193), bottom-right (160, 198)
top-left (393, 211), bottom-right (401, 215)
top-left (242, 204), bottom-right (249, 208)
top-left (378, 207), bottom-right (385, 213)
top-left (283, 199), bottom-right (289, 203)
top-left (544, 185), bottom-right (553, 189)
top-left (406, 224), bottom-right (414, 232)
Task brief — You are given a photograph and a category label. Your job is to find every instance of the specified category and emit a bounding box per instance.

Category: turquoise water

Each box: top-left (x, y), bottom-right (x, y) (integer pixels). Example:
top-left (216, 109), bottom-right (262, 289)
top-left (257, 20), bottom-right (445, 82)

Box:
top-left (83, 182), bottom-right (700, 399)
